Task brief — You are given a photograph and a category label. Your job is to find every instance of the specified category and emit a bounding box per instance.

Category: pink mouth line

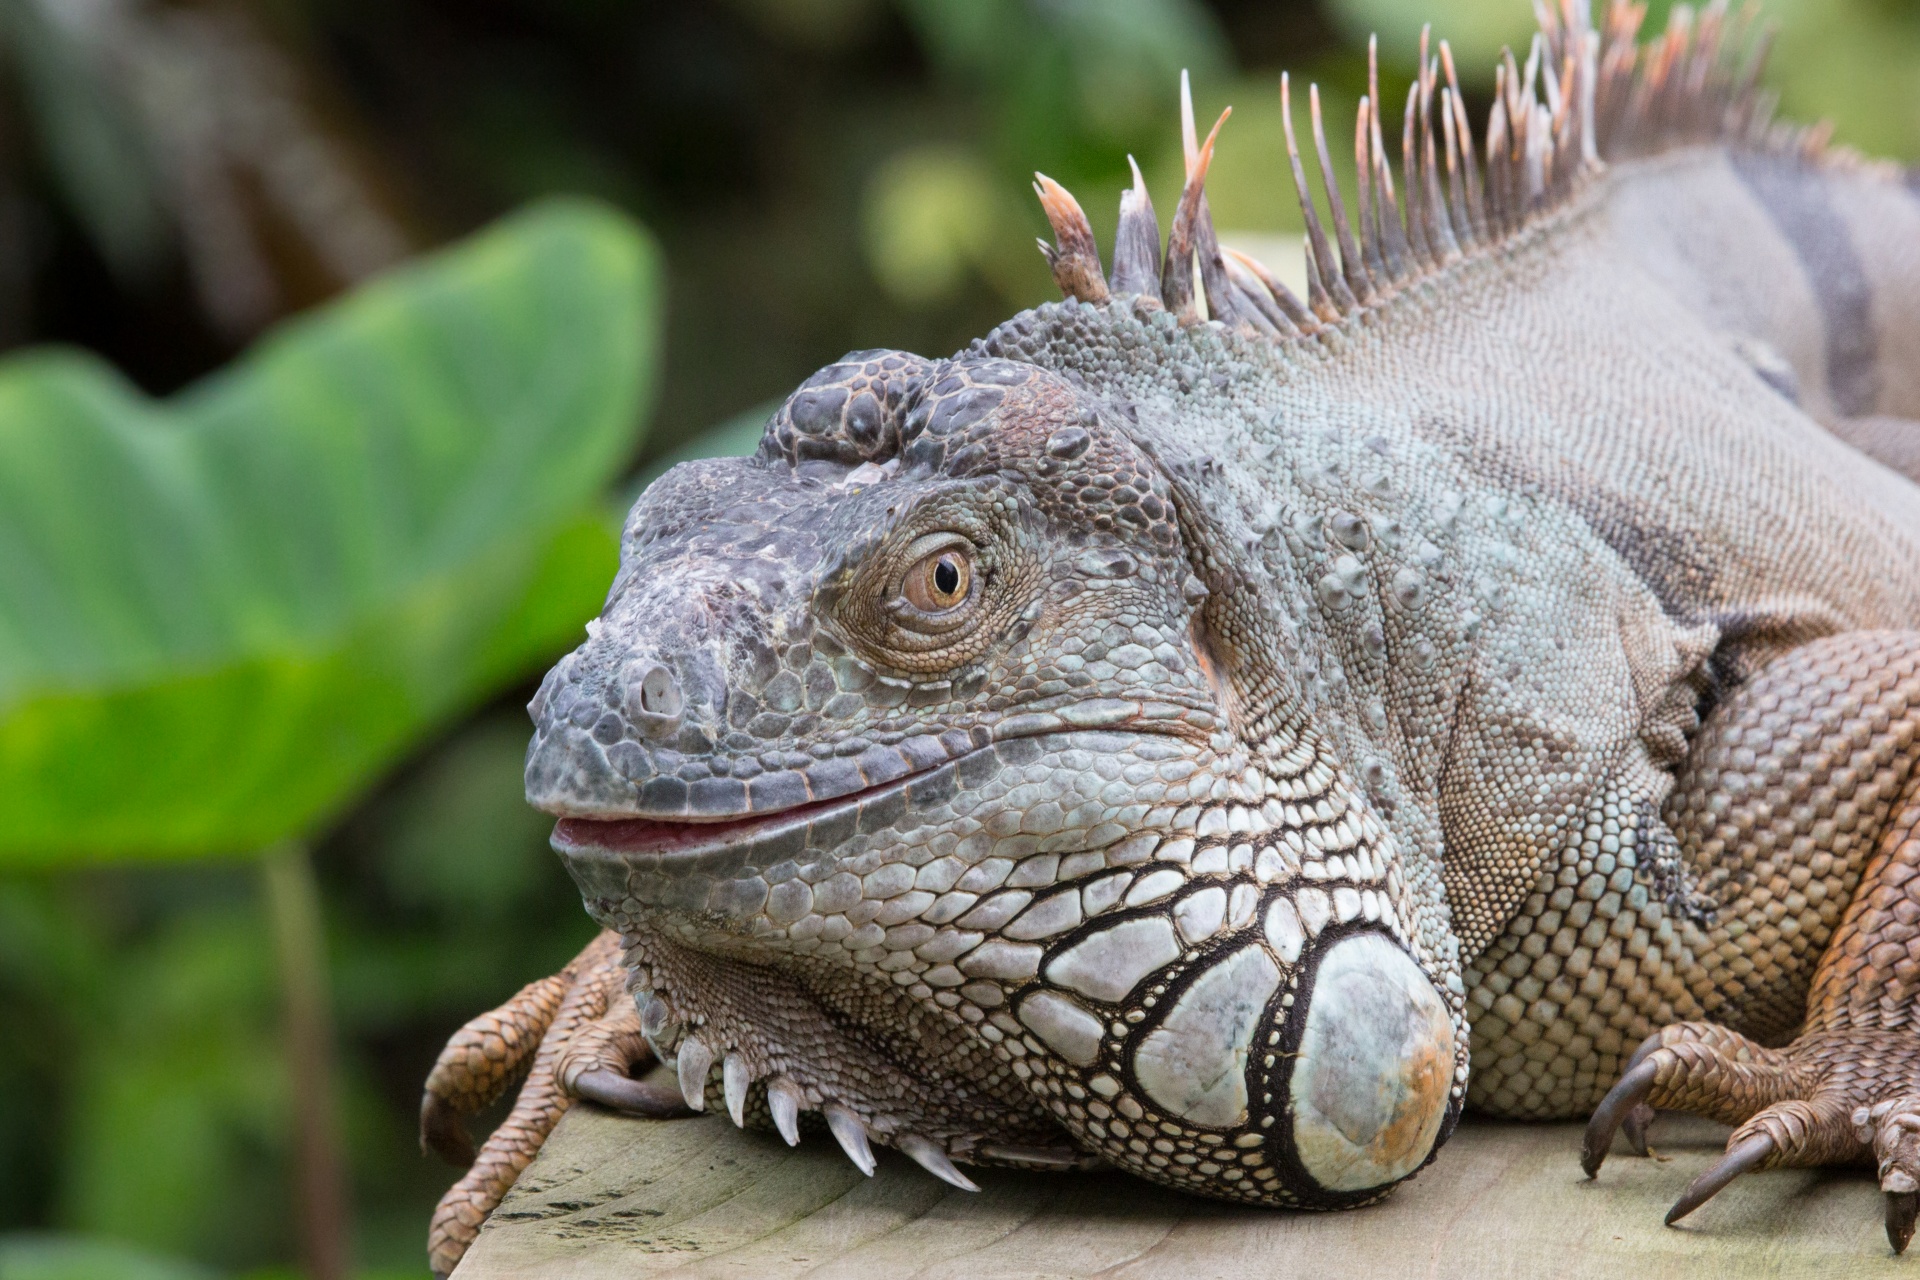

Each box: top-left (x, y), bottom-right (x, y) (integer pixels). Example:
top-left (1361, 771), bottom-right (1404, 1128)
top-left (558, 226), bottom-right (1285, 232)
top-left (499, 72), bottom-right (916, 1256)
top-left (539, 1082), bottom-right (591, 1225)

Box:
top-left (550, 706), bottom-right (1189, 867)
top-left (551, 769), bottom-right (930, 863)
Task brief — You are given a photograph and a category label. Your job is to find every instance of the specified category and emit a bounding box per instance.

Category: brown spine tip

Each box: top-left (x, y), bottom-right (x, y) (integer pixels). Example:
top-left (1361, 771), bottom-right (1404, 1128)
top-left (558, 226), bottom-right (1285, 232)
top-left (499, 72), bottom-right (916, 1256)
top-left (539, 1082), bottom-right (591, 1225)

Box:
top-left (1226, 245), bottom-right (1315, 332)
top-left (1487, 80), bottom-right (1513, 233)
top-left (1068, 0), bottom-right (1798, 349)
top-left (1222, 249), bottom-right (1301, 338)
top-left (1162, 105), bottom-right (1228, 323)
top-left (1440, 41), bottom-right (1489, 238)
top-left (1401, 81), bottom-right (1435, 269)
top-left (1354, 97), bottom-right (1387, 283)
top-left (1439, 88), bottom-right (1473, 251)
top-left (1182, 100), bottom-right (1245, 330)
top-left (1368, 56), bottom-right (1411, 279)
top-left (1033, 173), bottom-right (1110, 304)
top-left (1419, 58), bottom-right (1461, 260)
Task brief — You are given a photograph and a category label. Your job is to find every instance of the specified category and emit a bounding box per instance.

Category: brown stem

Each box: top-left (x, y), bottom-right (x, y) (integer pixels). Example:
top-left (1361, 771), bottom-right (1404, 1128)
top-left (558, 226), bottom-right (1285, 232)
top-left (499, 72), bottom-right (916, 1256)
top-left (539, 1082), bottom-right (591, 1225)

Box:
top-left (263, 841), bottom-right (351, 1280)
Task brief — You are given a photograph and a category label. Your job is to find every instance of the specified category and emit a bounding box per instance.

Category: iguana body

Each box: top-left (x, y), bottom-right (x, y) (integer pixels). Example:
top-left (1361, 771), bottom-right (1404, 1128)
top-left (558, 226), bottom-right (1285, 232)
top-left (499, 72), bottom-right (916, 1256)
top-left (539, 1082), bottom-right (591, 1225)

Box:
top-left (421, 4), bottom-right (1920, 1273)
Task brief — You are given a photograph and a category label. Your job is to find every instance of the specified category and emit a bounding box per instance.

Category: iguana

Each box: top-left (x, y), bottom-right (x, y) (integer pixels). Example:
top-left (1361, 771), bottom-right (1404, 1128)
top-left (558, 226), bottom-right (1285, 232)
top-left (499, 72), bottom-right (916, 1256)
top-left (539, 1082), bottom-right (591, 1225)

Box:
top-left (418, 3), bottom-right (1920, 1273)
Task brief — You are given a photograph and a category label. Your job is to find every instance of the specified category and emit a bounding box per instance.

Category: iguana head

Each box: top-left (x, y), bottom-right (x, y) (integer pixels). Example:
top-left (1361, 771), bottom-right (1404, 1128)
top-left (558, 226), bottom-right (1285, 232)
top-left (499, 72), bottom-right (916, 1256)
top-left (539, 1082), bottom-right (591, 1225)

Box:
top-left (527, 338), bottom-right (1461, 1203)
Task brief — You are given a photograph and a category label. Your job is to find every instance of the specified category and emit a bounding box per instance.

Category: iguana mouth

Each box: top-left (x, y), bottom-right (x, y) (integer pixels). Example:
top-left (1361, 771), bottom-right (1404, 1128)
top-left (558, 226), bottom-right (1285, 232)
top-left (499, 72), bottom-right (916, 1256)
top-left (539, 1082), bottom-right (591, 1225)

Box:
top-left (549, 750), bottom-right (961, 868)
top-left (548, 700), bottom-right (1202, 868)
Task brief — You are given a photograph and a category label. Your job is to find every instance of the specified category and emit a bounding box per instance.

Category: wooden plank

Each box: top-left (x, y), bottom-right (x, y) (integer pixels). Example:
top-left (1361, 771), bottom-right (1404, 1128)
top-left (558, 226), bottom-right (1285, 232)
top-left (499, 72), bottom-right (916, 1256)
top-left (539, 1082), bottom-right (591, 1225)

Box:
top-left (454, 1106), bottom-right (1891, 1279)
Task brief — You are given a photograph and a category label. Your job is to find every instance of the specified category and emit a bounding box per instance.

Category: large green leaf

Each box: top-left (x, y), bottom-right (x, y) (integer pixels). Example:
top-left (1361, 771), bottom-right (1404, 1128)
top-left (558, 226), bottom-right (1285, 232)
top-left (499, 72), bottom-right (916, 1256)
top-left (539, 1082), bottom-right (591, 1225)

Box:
top-left (0, 198), bottom-right (657, 865)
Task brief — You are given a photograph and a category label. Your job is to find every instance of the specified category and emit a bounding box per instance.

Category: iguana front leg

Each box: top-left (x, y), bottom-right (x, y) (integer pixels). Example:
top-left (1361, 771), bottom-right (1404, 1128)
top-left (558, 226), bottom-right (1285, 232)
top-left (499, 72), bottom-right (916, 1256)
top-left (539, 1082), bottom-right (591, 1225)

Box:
top-left (1583, 631), bottom-right (1920, 1250)
top-left (420, 930), bottom-right (691, 1278)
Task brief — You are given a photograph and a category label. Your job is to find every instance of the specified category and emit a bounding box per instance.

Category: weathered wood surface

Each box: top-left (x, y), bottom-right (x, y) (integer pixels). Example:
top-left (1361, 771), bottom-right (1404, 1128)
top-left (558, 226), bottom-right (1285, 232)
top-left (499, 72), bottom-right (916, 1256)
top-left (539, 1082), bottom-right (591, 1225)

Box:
top-left (455, 1105), bottom-right (1891, 1279)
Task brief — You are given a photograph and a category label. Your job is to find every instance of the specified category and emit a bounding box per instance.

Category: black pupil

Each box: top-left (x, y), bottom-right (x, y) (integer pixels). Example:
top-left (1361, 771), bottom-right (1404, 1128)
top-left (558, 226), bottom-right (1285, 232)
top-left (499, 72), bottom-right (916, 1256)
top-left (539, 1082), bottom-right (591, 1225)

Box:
top-left (933, 558), bottom-right (960, 597)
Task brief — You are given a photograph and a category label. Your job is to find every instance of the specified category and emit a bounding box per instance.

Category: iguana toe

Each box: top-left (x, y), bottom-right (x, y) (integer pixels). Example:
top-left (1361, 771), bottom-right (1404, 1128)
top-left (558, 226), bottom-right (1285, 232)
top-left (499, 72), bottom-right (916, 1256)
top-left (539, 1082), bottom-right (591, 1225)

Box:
top-left (1856, 1095), bottom-right (1920, 1253)
top-left (418, 967), bottom-right (574, 1167)
top-left (1618, 1102), bottom-right (1656, 1158)
top-left (1587, 1025), bottom-right (1920, 1249)
top-left (569, 1069), bottom-right (689, 1117)
top-left (424, 931), bottom-right (690, 1279)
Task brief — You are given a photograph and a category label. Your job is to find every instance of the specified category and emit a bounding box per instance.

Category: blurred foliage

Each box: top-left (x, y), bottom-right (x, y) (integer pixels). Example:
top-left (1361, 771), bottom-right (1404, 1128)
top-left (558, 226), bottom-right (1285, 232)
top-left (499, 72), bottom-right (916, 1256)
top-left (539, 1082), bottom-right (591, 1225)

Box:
top-left (1326, 0), bottom-right (1538, 75)
top-left (0, 199), bottom-right (655, 863)
top-left (0, 1235), bottom-right (216, 1280)
top-left (0, 1), bottom-right (1914, 1278)
top-left (0, 0), bottom-right (413, 339)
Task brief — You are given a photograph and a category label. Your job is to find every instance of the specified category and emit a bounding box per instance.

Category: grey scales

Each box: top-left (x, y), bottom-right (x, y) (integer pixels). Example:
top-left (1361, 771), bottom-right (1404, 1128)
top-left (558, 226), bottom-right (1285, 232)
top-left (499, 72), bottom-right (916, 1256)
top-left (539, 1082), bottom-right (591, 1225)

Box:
top-left (419, 3), bottom-right (1920, 1276)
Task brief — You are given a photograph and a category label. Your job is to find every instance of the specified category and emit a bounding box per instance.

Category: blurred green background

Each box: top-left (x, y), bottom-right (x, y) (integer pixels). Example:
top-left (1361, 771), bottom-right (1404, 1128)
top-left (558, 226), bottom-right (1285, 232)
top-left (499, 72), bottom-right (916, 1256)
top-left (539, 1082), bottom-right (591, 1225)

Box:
top-left (0, 1), bottom-right (1913, 1278)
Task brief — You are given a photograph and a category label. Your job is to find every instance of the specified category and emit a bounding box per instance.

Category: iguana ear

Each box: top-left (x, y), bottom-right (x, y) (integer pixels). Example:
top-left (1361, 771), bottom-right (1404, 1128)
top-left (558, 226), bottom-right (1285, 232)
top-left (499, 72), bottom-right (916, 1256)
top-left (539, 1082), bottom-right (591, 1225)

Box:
top-left (1129, 425), bottom-right (1307, 735)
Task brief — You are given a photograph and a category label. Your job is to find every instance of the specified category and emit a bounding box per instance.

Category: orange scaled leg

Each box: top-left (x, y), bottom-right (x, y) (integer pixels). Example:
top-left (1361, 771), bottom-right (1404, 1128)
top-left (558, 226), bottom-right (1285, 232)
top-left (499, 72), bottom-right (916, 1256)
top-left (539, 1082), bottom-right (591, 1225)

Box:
top-left (421, 930), bottom-right (690, 1277)
top-left (1587, 632), bottom-right (1920, 1252)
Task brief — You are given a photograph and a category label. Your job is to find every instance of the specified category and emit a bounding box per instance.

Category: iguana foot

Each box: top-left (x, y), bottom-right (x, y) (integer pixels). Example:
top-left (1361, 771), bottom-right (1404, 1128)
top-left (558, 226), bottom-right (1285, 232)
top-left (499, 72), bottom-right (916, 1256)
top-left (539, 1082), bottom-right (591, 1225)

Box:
top-left (1583, 1021), bottom-right (1920, 1253)
top-left (422, 930), bottom-right (692, 1278)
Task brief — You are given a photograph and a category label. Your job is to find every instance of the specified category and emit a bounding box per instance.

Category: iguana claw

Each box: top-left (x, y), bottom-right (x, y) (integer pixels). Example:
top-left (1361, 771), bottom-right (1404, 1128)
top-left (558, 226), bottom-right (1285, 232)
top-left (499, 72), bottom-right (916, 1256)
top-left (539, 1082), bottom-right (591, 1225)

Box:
top-left (570, 1068), bottom-right (691, 1118)
top-left (768, 1076), bottom-right (804, 1145)
top-left (900, 1134), bottom-right (981, 1191)
top-left (420, 1093), bottom-right (478, 1169)
top-left (1580, 1058), bottom-right (1656, 1177)
top-left (1888, 1191), bottom-right (1918, 1255)
top-left (1858, 1096), bottom-right (1920, 1254)
top-left (723, 1052), bottom-right (753, 1126)
top-left (1663, 1134), bottom-right (1774, 1226)
top-left (675, 1036), bottom-right (714, 1111)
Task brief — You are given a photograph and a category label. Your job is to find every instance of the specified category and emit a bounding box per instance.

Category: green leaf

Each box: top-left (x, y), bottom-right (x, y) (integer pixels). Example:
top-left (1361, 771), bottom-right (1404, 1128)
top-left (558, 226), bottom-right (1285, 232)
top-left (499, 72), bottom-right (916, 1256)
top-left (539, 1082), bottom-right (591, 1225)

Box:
top-left (0, 198), bottom-right (657, 865)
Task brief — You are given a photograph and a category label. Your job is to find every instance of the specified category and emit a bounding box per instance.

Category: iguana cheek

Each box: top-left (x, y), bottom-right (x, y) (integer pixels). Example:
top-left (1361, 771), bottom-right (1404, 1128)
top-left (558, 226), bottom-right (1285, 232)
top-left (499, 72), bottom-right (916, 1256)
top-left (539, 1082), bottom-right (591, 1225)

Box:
top-left (1130, 943), bottom-right (1282, 1127)
top-left (1285, 930), bottom-right (1456, 1193)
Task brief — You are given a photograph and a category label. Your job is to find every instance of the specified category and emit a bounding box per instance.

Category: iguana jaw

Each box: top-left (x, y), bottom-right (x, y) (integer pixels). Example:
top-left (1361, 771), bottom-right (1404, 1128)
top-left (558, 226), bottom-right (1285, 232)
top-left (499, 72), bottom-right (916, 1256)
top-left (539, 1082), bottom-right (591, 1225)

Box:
top-left (548, 770), bottom-right (920, 860)
top-left (546, 715), bottom-right (1198, 862)
top-left (551, 733), bottom-right (1161, 1174)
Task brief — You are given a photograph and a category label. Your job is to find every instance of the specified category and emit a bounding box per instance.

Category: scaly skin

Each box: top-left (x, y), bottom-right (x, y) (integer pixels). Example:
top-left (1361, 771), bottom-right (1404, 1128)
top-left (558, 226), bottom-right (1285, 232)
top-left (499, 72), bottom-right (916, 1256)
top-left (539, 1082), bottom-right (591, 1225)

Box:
top-left (425, 3), bottom-right (1920, 1272)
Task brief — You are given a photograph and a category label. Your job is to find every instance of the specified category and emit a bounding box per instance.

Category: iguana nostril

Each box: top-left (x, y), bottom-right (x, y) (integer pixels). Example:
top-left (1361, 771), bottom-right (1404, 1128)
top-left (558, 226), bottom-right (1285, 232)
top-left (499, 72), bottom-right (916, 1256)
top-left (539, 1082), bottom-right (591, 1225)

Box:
top-left (639, 667), bottom-right (680, 716)
top-left (623, 661), bottom-right (684, 734)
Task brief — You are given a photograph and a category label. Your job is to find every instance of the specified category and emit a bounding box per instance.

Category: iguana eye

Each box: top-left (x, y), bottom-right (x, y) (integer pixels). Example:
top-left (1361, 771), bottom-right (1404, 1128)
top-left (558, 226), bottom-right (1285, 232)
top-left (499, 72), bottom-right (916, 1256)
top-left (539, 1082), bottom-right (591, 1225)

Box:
top-left (901, 545), bottom-right (972, 612)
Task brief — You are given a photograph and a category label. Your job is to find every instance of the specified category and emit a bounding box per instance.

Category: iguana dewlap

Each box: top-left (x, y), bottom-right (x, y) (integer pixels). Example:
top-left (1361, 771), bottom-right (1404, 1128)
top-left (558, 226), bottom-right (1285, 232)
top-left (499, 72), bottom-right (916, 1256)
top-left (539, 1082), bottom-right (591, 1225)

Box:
top-left (421, 3), bottom-right (1920, 1273)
